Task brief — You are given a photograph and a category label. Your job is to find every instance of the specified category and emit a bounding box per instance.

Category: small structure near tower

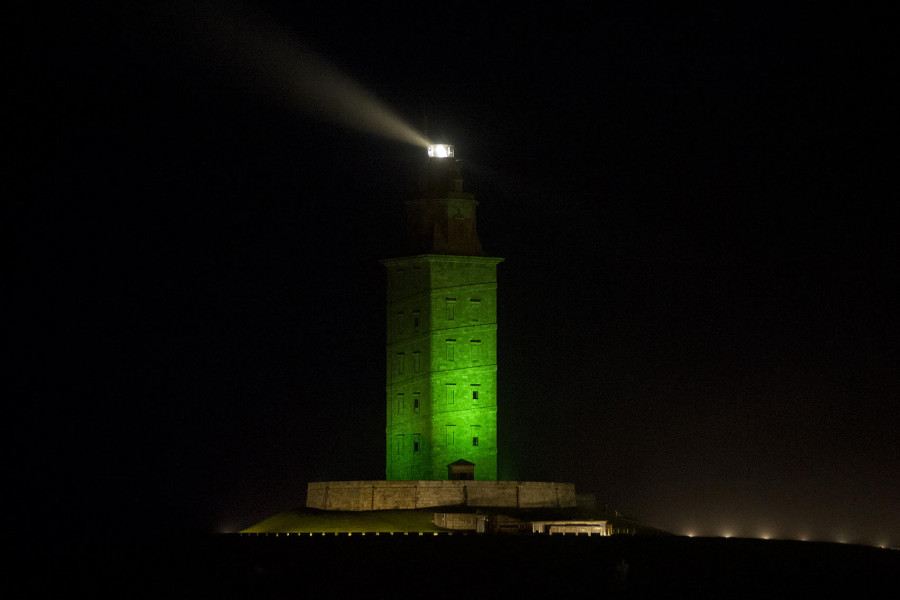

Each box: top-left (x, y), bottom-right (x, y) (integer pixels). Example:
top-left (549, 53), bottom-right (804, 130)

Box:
top-left (448, 459), bottom-right (475, 481)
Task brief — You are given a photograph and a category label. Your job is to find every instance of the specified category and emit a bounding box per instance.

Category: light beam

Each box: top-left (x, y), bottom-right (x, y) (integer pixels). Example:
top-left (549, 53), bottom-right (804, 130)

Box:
top-left (159, 2), bottom-right (429, 148)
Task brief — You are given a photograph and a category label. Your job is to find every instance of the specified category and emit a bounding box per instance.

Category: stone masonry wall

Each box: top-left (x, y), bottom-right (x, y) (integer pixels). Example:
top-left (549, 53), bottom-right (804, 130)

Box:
top-left (307, 480), bottom-right (576, 511)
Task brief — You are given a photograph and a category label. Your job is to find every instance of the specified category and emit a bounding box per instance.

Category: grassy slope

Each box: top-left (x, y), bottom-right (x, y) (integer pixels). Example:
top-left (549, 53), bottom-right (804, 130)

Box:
top-left (241, 508), bottom-right (443, 533)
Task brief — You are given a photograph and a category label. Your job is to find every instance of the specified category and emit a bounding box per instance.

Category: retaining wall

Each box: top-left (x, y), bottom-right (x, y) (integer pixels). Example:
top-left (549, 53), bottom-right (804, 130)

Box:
top-left (306, 480), bottom-right (576, 511)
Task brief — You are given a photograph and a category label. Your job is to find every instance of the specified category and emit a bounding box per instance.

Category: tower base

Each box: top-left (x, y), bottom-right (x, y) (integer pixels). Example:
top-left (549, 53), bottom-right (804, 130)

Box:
top-left (307, 480), bottom-right (576, 511)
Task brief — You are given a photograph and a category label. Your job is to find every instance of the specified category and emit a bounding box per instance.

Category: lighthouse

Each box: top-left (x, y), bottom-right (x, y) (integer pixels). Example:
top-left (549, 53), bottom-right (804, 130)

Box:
top-left (382, 144), bottom-right (503, 481)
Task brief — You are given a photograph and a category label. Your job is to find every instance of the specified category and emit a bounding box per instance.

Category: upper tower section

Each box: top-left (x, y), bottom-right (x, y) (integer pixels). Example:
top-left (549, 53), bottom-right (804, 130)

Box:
top-left (404, 144), bottom-right (484, 257)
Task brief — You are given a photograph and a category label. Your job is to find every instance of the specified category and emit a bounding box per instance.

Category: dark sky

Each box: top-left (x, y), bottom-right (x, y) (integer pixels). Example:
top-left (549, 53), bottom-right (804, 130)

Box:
top-left (13, 2), bottom-right (897, 551)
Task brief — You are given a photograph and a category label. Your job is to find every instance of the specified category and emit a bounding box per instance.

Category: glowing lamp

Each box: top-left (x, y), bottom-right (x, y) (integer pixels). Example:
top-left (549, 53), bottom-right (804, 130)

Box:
top-left (427, 144), bottom-right (454, 158)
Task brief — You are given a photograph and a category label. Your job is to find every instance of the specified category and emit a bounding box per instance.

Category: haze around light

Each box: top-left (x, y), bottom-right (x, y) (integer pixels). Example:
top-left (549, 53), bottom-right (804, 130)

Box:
top-left (164, 2), bottom-right (429, 148)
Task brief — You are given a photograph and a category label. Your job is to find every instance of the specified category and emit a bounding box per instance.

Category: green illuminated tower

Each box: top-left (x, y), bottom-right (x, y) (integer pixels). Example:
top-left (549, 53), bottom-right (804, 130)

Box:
top-left (383, 145), bottom-right (503, 481)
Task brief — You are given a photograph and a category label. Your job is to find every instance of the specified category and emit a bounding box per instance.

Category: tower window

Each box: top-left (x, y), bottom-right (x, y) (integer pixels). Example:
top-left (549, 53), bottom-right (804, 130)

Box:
top-left (473, 437), bottom-right (479, 446)
top-left (413, 433), bottom-right (420, 453)
top-left (471, 384), bottom-right (481, 403)
top-left (445, 298), bottom-right (456, 321)
top-left (413, 392), bottom-right (420, 414)
top-left (413, 310), bottom-right (420, 332)
top-left (445, 383), bottom-right (456, 405)
top-left (396, 352), bottom-right (405, 375)
top-left (470, 340), bottom-right (482, 361)
top-left (470, 298), bottom-right (481, 322)
top-left (397, 393), bottom-right (404, 414)
top-left (445, 425), bottom-right (456, 446)
top-left (413, 351), bottom-right (421, 372)
top-left (395, 435), bottom-right (404, 455)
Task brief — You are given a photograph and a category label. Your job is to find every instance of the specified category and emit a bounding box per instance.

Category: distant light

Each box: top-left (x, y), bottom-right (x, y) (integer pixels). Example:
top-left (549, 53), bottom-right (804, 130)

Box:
top-left (427, 144), bottom-right (454, 158)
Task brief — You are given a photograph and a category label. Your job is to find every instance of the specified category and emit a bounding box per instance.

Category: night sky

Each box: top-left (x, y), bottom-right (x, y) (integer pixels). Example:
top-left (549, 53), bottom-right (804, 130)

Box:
top-left (14, 2), bottom-right (896, 552)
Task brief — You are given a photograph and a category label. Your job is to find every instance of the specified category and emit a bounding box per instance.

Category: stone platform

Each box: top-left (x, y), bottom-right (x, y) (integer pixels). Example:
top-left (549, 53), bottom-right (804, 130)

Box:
top-left (306, 480), bottom-right (576, 511)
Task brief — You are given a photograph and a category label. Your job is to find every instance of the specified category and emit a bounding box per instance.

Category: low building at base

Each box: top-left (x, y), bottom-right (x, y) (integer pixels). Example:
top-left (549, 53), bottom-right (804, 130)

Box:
top-left (433, 514), bottom-right (611, 535)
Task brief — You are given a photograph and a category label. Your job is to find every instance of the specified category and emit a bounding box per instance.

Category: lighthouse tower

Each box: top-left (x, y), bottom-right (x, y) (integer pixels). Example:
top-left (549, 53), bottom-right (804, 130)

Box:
top-left (382, 145), bottom-right (503, 481)
top-left (303, 144), bottom-right (576, 512)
